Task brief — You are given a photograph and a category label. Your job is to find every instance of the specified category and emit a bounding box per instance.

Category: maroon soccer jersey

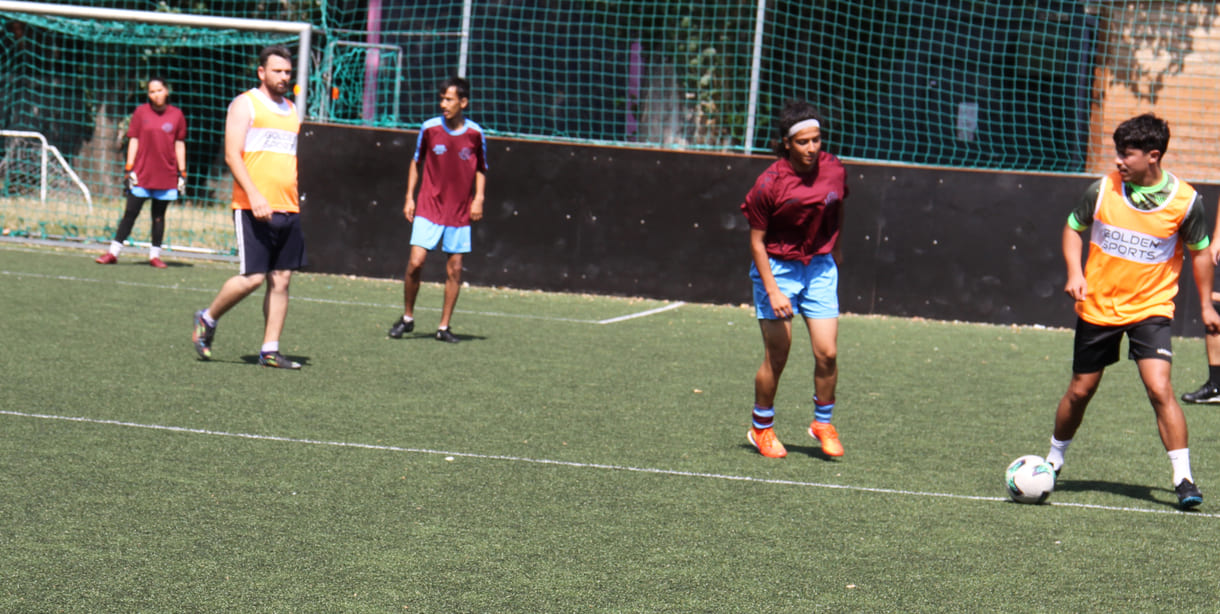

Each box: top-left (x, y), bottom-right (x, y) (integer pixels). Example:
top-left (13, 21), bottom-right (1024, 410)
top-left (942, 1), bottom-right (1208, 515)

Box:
top-left (413, 116), bottom-right (488, 227)
top-left (127, 103), bottom-right (187, 190)
top-left (740, 151), bottom-right (848, 264)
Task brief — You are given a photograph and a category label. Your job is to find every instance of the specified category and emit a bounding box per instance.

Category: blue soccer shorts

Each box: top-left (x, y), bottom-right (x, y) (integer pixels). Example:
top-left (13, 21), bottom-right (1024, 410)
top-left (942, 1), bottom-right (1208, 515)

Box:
top-left (410, 215), bottom-right (471, 254)
top-left (750, 253), bottom-right (839, 320)
top-left (130, 186), bottom-right (179, 201)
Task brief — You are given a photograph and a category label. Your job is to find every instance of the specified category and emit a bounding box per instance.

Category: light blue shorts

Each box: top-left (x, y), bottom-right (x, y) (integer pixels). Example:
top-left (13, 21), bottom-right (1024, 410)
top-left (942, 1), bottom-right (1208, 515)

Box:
top-left (410, 215), bottom-right (471, 254)
top-left (130, 186), bottom-right (179, 200)
top-left (750, 254), bottom-right (839, 320)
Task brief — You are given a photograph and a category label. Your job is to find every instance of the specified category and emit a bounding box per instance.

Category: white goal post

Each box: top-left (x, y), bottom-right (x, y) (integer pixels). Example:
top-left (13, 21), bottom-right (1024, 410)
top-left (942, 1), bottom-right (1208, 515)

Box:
top-left (0, 130), bottom-right (93, 209)
top-left (0, 0), bottom-right (313, 120)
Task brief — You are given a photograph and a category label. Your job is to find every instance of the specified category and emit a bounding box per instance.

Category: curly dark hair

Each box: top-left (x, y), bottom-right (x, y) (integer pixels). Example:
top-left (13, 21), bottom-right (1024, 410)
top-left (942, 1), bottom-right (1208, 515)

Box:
top-left (771, 99), bottom-right (825, 158)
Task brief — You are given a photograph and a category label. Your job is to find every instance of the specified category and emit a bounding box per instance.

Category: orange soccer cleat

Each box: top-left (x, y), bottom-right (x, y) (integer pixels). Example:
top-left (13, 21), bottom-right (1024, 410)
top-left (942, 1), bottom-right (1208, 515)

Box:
top-left (748, 426), bottom-right (787, 458)
top-left (808, 422), bottom-right (844, 457)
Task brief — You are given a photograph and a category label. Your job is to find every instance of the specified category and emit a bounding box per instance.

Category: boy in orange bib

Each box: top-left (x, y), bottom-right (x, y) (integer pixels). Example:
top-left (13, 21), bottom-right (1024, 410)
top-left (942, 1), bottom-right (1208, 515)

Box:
top-left (1046, 113), bottom-right (1220, 509)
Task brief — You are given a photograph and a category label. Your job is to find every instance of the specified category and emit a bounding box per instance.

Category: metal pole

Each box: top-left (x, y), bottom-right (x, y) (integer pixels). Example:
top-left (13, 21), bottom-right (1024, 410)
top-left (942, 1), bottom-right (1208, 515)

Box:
top-left (458, 0), bottom-right (473, 77)
top-left (0, 0), bottom-right (311, 33)
top-left (393, 48), bottom-right (403, 123)
top-left (744, 0), bottom-right (767, 154)
top-left (297, 26), bottom-right (311, 120)
top-left (40, 141), bottom-right (47, 205)
top-left (363, 0), bottom-right (382, 123)
top-left (320, 41), bottom-right (334, 122)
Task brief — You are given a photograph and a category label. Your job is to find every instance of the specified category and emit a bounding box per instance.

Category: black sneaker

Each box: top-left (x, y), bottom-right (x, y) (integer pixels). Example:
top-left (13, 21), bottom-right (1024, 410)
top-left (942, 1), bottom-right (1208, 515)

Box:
top-left (1175, 479), bottom-right (1203, 509)
top-left (435, 328), bottom-right (459, 343)
top-left (192, 309), bottom-right (215, 360)
top-left (387, 317), bottom-right (414, 339)
top-left (1181, 381), bottom-right (1220, 404)
top-left (259, 351), bottom-right (302, 370)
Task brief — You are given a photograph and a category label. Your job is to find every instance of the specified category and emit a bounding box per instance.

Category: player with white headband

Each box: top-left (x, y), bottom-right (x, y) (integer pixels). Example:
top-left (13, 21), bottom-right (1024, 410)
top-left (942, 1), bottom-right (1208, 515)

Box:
top-left (739, 99), bottom-right (848, 460)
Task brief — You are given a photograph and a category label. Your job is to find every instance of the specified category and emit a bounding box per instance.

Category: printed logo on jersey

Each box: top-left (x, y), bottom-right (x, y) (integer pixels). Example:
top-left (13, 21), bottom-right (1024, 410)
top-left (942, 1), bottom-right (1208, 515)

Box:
top-left (162, 122), bottom-right (175, 133)
top-left (459, 147), bottom-right (473, 161)
top-left (245, 127), bottom-right (298, 156)
top-left (432, 144), bottom-right (448, 156)
top-left (1090, 221), bottom-right (1177, 264)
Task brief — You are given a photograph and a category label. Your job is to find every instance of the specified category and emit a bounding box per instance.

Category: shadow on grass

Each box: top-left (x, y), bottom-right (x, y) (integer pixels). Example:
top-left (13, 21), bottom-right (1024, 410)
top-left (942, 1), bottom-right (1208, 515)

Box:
top-left (386, 331), bottom-right (487, 343)
top-left (238, 354), bottom-right (311, 368)
top-left (737, 442), bottom-right (841, 462)
top-left (1054, 478), bottom-right (1188, 510)
top-left (190, 354), bottom-right (311, 368)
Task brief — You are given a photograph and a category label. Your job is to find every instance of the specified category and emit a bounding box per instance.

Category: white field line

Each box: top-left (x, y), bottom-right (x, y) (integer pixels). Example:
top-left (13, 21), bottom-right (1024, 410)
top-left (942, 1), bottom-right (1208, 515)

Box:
top-left (597, 301), bottom-right (685, 324)
top-left (3, 409), bottom-right (1216, 520)
top-left (0, 269), bottom-right (682, 325)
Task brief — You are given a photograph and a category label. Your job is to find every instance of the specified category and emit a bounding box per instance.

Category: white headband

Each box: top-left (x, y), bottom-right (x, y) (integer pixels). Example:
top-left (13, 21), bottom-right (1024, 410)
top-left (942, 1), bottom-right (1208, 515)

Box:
top-left (787, 118), bottom-right (820, 137)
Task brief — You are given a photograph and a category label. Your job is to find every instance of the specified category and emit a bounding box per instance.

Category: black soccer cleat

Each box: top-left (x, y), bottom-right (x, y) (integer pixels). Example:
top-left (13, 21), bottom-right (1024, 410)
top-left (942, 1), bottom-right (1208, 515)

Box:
top-left (387, 317), bottom-right (414, 339)
top-left (1181, 381), bottom-right (1220, 404)
top-left (1175, 479), bottom-right (1203, 509)
top-left (435, 328), bottom-right (459, 343)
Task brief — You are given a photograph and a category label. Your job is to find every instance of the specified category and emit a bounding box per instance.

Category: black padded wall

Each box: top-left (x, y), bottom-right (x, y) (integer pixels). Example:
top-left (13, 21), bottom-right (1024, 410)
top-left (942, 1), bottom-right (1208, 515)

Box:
top-left (299, 122), bottom-right (1218, 334)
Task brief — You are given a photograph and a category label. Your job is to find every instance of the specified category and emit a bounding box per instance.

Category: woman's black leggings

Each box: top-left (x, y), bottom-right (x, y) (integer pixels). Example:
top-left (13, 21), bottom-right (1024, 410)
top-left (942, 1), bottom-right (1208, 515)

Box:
top-left (114, 194), bottom-right (170, 247)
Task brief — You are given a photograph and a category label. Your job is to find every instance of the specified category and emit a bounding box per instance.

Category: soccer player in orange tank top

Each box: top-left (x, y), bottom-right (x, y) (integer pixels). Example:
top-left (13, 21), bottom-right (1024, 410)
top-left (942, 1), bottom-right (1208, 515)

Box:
top-left (191, 46), bottom-right (307, 369)
top-left (1046, 113), bottom-right (1220, 509)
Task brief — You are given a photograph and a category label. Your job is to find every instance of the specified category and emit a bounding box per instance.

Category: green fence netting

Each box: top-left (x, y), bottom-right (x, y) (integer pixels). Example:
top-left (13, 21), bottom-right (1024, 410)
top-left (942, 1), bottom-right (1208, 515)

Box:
top-left (3, 1), bottom-right (1220, 253)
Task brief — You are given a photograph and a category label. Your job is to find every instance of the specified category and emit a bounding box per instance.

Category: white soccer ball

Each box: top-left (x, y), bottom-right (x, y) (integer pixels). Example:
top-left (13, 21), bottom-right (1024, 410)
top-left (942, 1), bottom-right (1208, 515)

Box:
top-left (1005, 454), bottom-right (1056, 504)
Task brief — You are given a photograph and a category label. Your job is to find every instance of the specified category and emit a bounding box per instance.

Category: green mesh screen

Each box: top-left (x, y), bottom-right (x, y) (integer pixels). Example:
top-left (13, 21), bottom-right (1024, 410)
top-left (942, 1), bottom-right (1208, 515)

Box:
top-left (0, 6), bottom-right (303, 253)
top-left (3, 1), bottom-right (1220, 253)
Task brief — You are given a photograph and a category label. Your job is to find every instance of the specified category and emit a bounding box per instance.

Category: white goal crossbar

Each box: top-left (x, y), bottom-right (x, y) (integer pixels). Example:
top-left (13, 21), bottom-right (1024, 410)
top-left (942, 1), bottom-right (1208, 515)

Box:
top-left (0, 130), bottom-right (93, 210)
top-left (0, 0), bottom-right (313, 119)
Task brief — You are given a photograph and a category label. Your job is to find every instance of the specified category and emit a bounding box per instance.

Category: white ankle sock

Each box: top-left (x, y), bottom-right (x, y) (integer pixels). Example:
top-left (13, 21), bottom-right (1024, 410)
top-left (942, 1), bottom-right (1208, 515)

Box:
top-left (1046, 436), bottom-right (1071, 470)
top-left (1168, 448), bottom-right (1193, 486)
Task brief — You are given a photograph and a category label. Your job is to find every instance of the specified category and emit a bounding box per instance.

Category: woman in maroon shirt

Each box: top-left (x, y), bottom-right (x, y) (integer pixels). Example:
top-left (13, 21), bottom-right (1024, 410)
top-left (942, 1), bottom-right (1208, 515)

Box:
top-left (740, 100), bottom-right (848, 460)
top-left (95, 77), bottom-right (187, 268)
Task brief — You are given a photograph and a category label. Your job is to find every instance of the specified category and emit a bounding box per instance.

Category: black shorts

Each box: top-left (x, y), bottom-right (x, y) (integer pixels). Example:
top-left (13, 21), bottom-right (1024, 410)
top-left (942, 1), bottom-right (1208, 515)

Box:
top-left (1072, 316), bottom-right (1173, 374)
top-left (234, 209), bottom-right (307, 275)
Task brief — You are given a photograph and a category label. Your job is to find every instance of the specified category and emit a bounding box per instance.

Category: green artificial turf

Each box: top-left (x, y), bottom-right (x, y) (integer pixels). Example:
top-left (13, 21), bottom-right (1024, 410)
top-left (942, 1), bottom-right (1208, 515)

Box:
top-left (2, 242), bottom-right (1219, 612)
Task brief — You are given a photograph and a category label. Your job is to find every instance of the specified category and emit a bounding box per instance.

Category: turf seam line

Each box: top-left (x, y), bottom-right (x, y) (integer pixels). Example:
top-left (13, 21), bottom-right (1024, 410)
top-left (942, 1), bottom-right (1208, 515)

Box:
top-left (1, 269), bottom-right (680, 324)
top-left (3, 409), bottom-right (1216, 519)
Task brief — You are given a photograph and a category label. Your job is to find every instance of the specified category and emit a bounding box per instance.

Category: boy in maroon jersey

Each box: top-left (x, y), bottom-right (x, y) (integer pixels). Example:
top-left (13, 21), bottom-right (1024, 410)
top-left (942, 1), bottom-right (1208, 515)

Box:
top-left (388, 77), bottom-right (488, 343)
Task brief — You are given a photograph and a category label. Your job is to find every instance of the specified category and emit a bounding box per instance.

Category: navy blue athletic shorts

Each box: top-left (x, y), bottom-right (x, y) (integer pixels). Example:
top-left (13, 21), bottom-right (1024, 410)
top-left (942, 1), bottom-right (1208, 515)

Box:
top-left (233, 209), bottom-right (307, 275)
